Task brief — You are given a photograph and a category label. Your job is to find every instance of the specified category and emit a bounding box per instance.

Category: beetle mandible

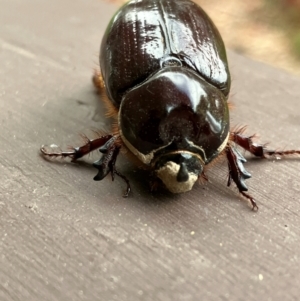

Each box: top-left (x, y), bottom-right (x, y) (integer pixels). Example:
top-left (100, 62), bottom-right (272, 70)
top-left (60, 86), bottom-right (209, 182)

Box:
top-left (41, 0), bottom-right (300, 210)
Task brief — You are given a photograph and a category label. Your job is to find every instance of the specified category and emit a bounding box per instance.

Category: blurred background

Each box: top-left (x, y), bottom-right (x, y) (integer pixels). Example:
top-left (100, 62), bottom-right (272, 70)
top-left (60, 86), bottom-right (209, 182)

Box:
top-left (113, 0), bottom-right (300, 76)
top-left (199, 0), bottom-right (300, 76)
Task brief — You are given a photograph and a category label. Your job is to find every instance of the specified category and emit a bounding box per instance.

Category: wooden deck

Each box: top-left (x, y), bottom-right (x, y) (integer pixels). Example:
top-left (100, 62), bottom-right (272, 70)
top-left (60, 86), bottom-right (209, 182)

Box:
top-left (1, 0), bottom-right (300, 300)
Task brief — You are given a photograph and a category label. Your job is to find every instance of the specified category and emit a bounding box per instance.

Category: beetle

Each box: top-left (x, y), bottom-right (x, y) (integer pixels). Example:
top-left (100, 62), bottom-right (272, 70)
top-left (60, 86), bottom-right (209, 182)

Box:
top-left (41, 0), bottom-right (300, 210)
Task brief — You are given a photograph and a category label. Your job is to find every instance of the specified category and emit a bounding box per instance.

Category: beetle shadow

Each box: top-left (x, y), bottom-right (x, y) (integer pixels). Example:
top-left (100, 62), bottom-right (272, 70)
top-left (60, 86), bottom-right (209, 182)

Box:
top-left (77, 84), bottom-right (112, 129)
top-left (40, 84), bottom-right (258, 214)
top-left (115, 160), bottom-right (183, 206)
top-left (123, 161), bottom-right (257, 215)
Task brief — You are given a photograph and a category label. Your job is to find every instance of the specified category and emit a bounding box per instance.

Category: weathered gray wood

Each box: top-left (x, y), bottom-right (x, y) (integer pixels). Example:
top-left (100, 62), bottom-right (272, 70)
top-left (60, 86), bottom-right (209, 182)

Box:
top-left (1, 0), bottom-right (300, 300)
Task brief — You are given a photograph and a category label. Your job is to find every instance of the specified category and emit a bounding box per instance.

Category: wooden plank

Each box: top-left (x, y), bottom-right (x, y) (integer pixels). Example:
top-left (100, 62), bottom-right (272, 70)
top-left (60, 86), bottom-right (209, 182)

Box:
top-left (0, 0), bottom-right (300, 300)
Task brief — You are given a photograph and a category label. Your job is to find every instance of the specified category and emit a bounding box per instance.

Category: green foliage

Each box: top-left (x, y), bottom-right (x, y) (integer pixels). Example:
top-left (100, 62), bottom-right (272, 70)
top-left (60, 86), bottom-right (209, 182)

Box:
top-left (263, 0), bottom-right (300, 62)
top-left (292, 32), bottom-right (300, 59)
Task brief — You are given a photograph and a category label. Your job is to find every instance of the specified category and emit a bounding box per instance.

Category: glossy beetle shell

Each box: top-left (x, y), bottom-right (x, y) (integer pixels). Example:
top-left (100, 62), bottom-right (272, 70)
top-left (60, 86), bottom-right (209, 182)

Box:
top-left (100, 0), bottom-right (231, 192)
top-left (100, 0), bottom-right (231, 104)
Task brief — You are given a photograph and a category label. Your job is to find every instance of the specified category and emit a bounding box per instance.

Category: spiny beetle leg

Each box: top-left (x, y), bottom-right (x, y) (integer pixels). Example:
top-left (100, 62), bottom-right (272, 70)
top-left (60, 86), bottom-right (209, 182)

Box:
top-left (231, 131), bottom-right (300, 158)
top-left (113, 169), bottom-right (131, 197)
top-left (93, 136), bottom-right (131, 197)
top-left (241, 191), bottom-right (258, 211)
top-left (225, 145), bottom-right (257, 210)
top-left (41, 134), bottom-right (113, 162)
top-left (93, 136), bottom-right (120, 180)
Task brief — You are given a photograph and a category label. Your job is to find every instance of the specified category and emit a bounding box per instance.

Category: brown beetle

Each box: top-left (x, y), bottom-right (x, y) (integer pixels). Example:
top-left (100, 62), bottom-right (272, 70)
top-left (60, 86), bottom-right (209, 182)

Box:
top-left (41, 0), bottom-right (300, 210)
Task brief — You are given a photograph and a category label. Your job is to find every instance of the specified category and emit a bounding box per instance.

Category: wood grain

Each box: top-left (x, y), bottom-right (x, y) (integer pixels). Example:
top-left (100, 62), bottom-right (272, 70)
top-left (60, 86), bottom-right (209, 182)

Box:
top-left (1, 0), bottom-right (300, 300)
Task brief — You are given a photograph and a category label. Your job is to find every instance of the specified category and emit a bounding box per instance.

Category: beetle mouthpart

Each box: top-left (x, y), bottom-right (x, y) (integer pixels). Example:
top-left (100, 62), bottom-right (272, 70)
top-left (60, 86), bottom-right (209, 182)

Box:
top-left (155, 153), bottom-right (203, 193)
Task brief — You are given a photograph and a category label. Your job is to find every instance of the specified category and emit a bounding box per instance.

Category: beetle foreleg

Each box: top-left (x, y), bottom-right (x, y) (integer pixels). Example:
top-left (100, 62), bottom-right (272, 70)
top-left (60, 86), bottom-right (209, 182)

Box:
top-left (225, 145), bottom-right (258, 210)
top-left (93, 135), bottom-right (131, 197)
top-left (231, 131), bottom-right (300, 158)
top-left (231, 130), bottom-right (266, 157)
top-left (40, 134), bottom-right (113, 162)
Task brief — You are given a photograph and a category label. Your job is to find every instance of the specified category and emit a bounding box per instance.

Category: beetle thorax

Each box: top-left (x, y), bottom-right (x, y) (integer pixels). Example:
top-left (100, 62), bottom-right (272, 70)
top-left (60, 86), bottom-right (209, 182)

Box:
top-left (118, 67), bottom-right (229, 193)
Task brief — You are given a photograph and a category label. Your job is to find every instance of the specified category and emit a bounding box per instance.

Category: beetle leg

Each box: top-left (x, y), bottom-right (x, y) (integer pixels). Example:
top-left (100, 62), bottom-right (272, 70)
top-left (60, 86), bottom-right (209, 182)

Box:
top-left (93, 136), bottom-right (131, 197)
top-left (225, 145), bottom-right (258, 210)
top-left (113, 169), bottom-right (131, 197)
top-left (231, 131), bottom-right (300, 158)
top-left (40, 134), bottom-right (113, 162)
top-left (199, 171), bottom-right (209, 183)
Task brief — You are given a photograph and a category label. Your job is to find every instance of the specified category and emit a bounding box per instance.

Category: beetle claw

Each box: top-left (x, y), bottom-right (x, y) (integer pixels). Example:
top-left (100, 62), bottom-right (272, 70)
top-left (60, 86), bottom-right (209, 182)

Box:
top-left (113, 168), bottom-right (131, 198)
